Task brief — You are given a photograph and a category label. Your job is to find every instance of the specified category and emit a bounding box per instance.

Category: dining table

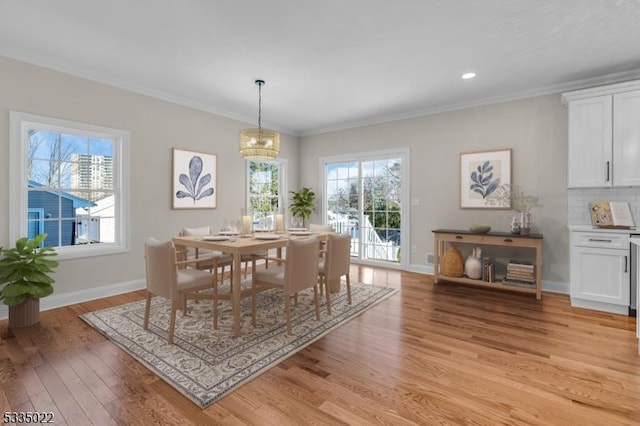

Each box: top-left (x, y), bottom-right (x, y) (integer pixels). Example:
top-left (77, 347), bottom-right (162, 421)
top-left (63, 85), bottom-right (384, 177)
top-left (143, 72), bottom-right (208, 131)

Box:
top-left (172, 231), bottom-right (333, 336)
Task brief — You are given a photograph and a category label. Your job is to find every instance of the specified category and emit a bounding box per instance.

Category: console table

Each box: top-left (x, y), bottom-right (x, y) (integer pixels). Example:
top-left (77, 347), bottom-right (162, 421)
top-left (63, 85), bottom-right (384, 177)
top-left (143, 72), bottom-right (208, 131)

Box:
top-left (432, 229), bottom-right (543, 300)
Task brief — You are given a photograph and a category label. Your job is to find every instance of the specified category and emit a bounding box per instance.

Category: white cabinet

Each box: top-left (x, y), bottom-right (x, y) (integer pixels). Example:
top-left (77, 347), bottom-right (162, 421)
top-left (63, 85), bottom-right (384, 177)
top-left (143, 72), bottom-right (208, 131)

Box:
top-left (563, 82), bottom-right (640, 188)
top-left (570, 229), bottom-right (630, 314)
top-left (613, 90), bottom-right (640, 186)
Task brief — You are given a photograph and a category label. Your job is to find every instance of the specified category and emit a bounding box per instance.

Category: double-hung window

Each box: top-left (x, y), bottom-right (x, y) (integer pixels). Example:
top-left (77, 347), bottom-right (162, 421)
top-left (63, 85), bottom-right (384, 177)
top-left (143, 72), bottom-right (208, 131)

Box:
top-left (10, 112), bottom-right (130, 259)
top-left (246, 160), bottom-right (285, 230)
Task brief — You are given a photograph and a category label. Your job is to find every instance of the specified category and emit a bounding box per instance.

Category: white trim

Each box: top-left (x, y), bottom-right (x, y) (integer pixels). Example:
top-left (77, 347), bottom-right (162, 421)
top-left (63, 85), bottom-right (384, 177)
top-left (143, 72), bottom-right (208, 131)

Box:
top-left (8, 111), bottom-right (130, 260)
top-left (569, 297), bottom-right (629, 315)
top-left (0, 279), bottom-right (146, 320)
top-left (561, 79), bottom-right (640, 103)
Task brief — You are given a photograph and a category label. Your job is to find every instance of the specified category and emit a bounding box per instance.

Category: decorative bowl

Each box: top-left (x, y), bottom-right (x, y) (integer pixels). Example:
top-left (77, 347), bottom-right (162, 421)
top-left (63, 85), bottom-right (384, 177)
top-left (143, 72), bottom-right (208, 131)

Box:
top-left (469, 224), bottom-right (491, 233)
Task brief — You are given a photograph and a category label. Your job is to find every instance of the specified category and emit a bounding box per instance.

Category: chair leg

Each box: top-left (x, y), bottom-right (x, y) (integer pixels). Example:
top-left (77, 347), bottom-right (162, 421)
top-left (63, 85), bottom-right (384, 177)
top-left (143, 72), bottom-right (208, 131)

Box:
top-left (251, 258), bottom-right (257, 327)
top-left (182, 294), bottom-right (188, 316)
top-left (346, 274), bottom-right (352, 305)
top-left (284, 292), bottom-right (292, 335)
top-left (313, 285), bottom-right (320, 321)
top-left (212, 276), bottom-right (219, 330)
top-left (143, 293), bottom-right (152, 330)
top-left (168, 301), bottom-right (179, 344)
top-left (322, 276), bottom-right (332, 315)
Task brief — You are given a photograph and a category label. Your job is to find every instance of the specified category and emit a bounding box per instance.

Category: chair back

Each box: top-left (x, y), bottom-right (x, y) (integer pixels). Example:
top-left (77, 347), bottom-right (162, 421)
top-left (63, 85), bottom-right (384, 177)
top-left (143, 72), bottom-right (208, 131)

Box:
top-left (309, 223), bottom-right (334, 232)
top-left (144, 238), bottom-right (178, 300)
top-left (325, 233), bottom-right (351, 280)
top-left (285, 236), bottom-right (320, 295)
top-left (180, 225), bottom-right (211, 257)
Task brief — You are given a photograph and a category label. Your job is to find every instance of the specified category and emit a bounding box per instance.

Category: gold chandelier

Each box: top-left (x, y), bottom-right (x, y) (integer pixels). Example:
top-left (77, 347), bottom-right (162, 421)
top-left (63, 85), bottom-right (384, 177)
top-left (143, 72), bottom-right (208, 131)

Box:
top-left (239, 79), bottom-right (280, 161)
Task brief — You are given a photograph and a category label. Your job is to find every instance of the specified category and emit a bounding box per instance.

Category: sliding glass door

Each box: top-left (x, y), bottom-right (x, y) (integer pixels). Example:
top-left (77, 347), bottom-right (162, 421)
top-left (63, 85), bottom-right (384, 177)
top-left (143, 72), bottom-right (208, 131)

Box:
top-left (323, 149), bottom-right (408, 268)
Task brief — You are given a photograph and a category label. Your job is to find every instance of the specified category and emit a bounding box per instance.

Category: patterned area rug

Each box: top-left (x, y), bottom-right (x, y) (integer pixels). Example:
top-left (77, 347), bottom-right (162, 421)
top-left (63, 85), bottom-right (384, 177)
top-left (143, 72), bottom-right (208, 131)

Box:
top-left (80, 281), bottom-right (396, 408)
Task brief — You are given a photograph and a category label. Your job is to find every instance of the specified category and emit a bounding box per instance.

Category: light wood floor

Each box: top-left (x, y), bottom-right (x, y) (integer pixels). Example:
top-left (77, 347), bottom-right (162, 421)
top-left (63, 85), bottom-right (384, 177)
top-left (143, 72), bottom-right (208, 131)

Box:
top-left (1, 266), bottom-right (639, 425)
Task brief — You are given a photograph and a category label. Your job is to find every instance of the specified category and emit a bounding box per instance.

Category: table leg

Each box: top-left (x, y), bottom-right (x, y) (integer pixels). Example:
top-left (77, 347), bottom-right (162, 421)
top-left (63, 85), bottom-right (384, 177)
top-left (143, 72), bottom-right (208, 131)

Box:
top-left (232, 254), bottom-right (242, 336)
top-left (433, 237), bottom-right (440, 283)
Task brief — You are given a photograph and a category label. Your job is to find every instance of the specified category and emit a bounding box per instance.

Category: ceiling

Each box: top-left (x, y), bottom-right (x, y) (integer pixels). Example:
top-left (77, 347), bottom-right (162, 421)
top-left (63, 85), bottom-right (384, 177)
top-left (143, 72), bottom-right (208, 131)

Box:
top-left (2, 1), bottom-right (640, 136)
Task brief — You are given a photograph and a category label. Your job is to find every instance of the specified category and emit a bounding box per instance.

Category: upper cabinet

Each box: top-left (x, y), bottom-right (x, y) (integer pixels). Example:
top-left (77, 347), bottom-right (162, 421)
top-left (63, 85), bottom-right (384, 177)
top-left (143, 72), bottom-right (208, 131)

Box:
top-left (563, 81), bottom-right (640, 188)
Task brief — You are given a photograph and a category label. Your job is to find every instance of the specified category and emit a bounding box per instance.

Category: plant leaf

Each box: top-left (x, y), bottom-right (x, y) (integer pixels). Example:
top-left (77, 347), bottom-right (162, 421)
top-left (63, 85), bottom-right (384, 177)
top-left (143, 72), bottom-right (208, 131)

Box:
top-left (179, 174), bottom-right (194, 195)
top-left (189, 156), bottom-right (203, 190)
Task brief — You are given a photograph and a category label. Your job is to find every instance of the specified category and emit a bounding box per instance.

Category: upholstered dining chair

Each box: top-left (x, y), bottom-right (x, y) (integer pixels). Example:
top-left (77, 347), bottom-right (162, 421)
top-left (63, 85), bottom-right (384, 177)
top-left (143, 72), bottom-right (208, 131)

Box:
top-left (180, 226), bottom-right (233, 287)
top-left (309, 223), bottom-right (334, 232)
top-left (318, 233), bottom-right (352, 315)
top-left (250, 236), bottom-right (321, 335)
top-left (143, 238), bottom-right (217, 344)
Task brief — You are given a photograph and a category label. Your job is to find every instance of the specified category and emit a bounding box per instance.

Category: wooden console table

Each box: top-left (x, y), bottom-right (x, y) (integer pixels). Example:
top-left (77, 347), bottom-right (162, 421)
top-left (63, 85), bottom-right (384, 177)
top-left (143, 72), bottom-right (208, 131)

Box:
top-left (432, 229), bottom-right (543, 300)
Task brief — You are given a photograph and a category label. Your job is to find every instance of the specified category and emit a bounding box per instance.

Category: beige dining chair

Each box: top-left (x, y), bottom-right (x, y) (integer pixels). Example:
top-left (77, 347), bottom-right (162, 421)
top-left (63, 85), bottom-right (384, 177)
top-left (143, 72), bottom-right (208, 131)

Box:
top-left (180, 226), bottom-right (233, 287)
top-left (143, 238), bottom-right (217, 344)
top-left (309, 223), bottom-right (334, 232)
top-left (318, 233), bottom-right (352, 315)
top-left (250, 236), bottom-right (321, 335)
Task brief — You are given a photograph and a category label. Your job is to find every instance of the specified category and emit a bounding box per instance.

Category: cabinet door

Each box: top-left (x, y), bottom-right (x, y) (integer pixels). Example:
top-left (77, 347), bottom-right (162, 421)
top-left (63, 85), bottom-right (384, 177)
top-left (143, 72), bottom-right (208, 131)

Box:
top-left (571, 246), bottom-right (629, 306)
top-left (613, 89), bottom-right (640, 186)
top-left (567, 95), bottom-right (612, 188)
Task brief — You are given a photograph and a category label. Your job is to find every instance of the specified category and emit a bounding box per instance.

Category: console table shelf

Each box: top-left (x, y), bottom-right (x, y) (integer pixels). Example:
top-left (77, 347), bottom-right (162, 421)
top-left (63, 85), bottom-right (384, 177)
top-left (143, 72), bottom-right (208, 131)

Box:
top-left (432, 229), bottom-right (543, 300)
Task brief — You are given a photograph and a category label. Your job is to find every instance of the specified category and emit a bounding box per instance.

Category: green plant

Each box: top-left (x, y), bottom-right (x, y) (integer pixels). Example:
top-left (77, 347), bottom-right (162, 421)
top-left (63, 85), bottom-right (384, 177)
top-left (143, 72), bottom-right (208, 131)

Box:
top-left (0, 233), bottom-right (58, 306)
top-left (289, 187), bottom-right (316, 221)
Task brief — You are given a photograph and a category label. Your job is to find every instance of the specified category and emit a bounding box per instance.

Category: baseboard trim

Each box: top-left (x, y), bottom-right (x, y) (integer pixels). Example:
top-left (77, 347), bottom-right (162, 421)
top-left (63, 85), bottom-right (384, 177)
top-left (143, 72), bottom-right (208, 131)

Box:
top-left (0, 279), bottom-right (146, 320)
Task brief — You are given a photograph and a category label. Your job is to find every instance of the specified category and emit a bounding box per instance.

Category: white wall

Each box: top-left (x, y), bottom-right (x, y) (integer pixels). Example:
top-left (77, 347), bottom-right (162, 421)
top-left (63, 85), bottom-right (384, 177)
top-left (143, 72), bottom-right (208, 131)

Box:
top-left (0, 56), bottom-right (299, 312)
top-left (299, 94), bottom-right (569, 288)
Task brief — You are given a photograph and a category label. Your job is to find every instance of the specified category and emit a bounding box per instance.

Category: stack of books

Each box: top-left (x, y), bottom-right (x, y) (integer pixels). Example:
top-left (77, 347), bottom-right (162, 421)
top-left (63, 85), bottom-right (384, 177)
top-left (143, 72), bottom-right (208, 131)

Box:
top-left (503, 259), bottom-right (535, 287)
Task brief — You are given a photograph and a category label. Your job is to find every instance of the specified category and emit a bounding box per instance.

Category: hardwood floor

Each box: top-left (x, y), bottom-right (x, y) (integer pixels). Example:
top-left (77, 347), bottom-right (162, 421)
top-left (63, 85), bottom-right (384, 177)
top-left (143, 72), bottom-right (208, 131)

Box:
top-left (1, 266), bottom-right (639, 425)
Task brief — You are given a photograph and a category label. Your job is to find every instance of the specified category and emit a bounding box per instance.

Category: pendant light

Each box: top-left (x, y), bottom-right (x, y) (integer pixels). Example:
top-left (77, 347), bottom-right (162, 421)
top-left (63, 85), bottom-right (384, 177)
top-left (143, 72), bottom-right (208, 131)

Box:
top-left (238, 79), bottom-right (280, 161)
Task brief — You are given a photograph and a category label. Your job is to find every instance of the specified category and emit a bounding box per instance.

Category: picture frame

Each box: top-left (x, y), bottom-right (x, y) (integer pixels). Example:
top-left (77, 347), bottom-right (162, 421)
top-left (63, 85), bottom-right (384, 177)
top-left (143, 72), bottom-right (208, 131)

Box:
top-left (172, 148), bottom-right (217, 209)
top-left (460, 149), bottom-right (511, 209)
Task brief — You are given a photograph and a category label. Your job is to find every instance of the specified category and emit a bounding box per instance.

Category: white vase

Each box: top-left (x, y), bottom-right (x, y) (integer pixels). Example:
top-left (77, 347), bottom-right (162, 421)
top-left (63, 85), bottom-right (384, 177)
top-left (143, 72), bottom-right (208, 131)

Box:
top-left (520, 212), bottom-right (531, 235)
top-left (465, 254), bottom-right (483, 279)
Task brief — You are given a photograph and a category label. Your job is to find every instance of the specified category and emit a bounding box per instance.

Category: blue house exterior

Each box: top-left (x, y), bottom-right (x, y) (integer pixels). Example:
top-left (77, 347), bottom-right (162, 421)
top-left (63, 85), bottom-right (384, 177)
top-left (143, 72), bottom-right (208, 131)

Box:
top-left (28, 181), bottom-right (95, 247)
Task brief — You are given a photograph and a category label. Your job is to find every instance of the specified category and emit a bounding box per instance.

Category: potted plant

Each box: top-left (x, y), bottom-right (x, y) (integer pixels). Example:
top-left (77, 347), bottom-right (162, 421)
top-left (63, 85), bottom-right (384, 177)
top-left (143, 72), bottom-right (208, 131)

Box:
top-left (0, 233), bottom-right (58, 329)
top-left (289, 187), bottom-right (316, 228)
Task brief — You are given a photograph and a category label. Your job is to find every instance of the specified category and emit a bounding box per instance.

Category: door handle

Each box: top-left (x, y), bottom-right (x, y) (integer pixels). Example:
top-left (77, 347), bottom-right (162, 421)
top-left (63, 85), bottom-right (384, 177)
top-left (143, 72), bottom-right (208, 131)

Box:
top-left (624, 255), bottom-right (628, 273)
top-left (606, 161), bottom-right (610, 182)
top-left (588, 238), bottom-right (612, 243)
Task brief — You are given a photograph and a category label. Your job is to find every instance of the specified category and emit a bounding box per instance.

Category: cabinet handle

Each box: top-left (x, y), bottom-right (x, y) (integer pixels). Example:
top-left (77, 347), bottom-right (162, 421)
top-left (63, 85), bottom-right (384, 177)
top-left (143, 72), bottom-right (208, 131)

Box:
top-left (606, 161), bottom-right (610, 182)
top-left (503, 238), bottom-right (513, 243)
top-left (624, 256), bottom-right (628, 273)
top-left (588, 238), bottom-right (613, 243)
top-left (455, 235), bottom-right (463, 239)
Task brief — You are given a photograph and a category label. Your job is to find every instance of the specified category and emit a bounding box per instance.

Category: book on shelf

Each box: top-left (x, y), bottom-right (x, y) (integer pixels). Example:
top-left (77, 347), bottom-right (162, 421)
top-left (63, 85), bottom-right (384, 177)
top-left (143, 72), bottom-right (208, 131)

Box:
top-left (589, 201), bottom-right (635, 229)
top-left (501, 279), bottom-right (536, 288)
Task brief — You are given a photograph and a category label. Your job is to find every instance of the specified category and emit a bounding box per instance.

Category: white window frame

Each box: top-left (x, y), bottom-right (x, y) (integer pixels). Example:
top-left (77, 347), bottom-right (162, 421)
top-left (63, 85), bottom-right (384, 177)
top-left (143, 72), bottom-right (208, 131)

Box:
top-left (245, 158), bottom-right (287, 214)
top-left (9, 111), bottom-right (130, 260)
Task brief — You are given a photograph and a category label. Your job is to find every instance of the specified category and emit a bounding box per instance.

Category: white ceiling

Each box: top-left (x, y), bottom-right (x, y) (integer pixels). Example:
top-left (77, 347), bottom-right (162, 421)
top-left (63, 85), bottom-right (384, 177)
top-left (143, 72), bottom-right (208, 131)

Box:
top-left (1, 0), bottom-right (640, 136)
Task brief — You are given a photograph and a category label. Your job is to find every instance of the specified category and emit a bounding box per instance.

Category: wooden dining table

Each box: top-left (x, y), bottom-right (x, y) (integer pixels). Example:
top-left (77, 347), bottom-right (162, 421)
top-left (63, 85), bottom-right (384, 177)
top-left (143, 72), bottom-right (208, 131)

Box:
top-left (172, 232), bottom-right (334, 336)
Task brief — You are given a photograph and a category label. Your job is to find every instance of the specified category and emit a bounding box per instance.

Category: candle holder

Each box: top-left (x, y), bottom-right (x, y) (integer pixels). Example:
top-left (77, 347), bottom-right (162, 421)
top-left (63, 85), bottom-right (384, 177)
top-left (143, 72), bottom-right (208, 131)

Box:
top-left (241, 209), bottom-right (253, 237)
top-left (275, 209), bottom-right (285, 234)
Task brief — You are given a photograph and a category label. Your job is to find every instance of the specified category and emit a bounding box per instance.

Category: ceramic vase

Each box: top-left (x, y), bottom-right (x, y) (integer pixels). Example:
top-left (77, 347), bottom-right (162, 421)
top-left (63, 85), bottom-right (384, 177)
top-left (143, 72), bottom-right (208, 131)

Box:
top-left (520, 212), bottom-right (531, 235)
top-left (465, 247), bottom-right (483, 279)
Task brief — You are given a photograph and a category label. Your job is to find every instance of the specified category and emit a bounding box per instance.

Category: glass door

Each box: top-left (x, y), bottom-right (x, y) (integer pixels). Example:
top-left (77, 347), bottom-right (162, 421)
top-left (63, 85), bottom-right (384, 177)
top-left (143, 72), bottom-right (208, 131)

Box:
top-left (324, 150), bottom-right (407, 268)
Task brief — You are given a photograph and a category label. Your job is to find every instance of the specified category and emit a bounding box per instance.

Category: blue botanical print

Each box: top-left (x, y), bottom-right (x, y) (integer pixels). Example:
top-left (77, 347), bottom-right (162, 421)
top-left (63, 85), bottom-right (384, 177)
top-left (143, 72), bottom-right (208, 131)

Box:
top-left (176, 156), bottom-right (214, 203)
top-left (469, 160), bottom-right (499, 199)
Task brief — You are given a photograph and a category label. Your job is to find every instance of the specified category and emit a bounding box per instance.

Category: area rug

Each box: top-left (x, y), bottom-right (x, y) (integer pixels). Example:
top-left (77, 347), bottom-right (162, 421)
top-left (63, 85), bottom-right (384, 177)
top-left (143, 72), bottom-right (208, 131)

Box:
top-left (80, 281), bottom-right (396, 408)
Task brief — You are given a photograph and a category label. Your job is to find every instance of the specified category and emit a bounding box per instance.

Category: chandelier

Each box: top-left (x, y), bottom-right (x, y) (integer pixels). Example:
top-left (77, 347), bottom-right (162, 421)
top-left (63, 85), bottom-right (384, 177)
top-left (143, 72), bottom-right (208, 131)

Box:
top-left (238, 79), bottom-right (280, 161)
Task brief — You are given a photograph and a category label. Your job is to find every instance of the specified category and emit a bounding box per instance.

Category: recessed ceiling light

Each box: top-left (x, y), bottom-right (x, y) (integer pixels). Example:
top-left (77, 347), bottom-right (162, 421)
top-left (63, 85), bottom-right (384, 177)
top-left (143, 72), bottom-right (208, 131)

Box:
top-left (462, 72), bottom-right (476, 80)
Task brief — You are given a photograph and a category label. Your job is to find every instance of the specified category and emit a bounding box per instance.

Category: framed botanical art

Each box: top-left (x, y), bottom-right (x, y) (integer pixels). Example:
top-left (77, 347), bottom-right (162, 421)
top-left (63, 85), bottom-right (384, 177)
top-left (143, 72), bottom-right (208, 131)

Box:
top-left (172, 148), bottom-right (217, 209)
top-left (460, 149), bottom-right (511, 209)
